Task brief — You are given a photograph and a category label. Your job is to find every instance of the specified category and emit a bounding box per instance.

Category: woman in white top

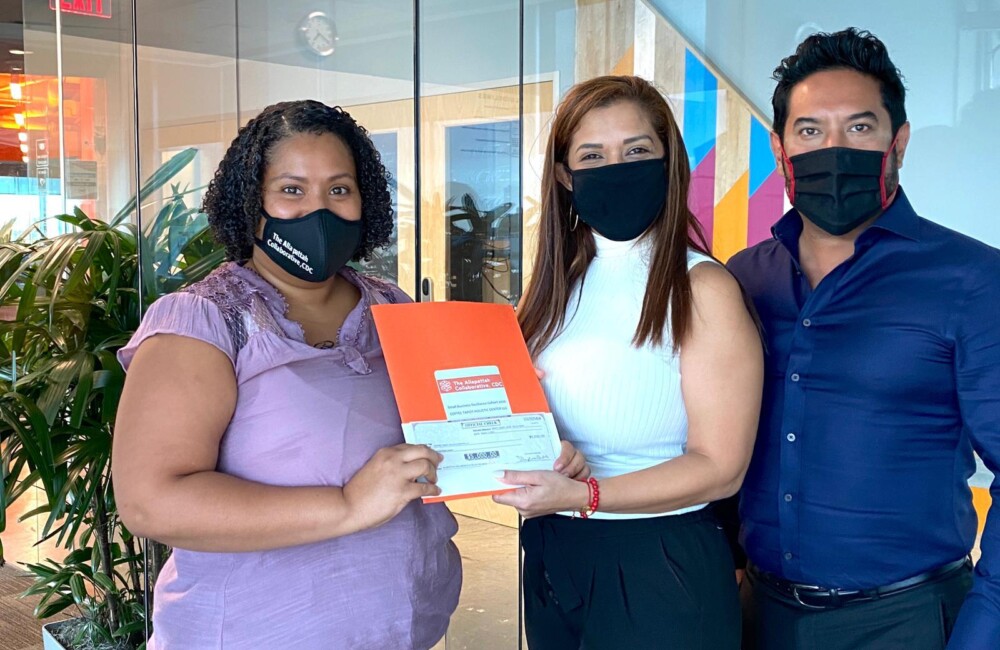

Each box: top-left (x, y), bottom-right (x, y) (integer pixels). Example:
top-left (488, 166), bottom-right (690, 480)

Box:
top-left (494, 75), bottom-right (763, 648)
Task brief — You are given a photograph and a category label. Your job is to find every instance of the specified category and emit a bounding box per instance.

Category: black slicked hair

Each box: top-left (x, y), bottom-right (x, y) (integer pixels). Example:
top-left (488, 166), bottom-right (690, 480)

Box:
top-left (772, 27), bottom-right (907, 141)
top-left (202, 99), bottom-right (393, 262)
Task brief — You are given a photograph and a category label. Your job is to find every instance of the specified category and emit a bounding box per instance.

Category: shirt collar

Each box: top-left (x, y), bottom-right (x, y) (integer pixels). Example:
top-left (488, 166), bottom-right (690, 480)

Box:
top-left (866, 187), bottom-right (921, 241)
top-left (771, 186), bottom-right (921, 257)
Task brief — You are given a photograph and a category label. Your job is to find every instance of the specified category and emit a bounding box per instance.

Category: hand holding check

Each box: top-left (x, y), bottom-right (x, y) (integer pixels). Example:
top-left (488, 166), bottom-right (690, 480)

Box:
top-left (492, 440), bottom-right (592, 518)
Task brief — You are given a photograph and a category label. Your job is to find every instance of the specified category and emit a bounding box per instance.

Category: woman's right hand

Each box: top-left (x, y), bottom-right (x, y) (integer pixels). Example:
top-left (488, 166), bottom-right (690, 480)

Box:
top-left (343, 444), bottom-right (444, 531)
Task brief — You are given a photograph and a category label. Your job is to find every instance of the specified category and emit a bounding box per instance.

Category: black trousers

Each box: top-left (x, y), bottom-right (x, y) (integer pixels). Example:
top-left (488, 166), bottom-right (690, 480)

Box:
top-left (521, 509), bottom-right (740, 649)
top-left (741, 561), bottom-right (973, 650)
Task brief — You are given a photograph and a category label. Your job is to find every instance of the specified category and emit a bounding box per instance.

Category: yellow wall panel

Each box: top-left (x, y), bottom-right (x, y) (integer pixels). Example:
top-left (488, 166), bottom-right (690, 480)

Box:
top-left (612, 45), bottom-right (635, 76)
top-left (713, 171), bottom-right (749, 263)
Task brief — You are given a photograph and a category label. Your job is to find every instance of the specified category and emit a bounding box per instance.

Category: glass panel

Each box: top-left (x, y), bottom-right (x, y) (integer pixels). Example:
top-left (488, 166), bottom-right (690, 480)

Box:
top-left (136, 0), bottom-right (237, 302)
top-left (134, 1), bottom-right (238, 646)
top-left (369, 130), bottom-right (401, 283)
top-left (14, 1), bottom-right (137, 238)
top-left (522, 0), bottom-right (575, 304)
top-left (1, 0), bottom-right (138, 562)
top-left (235, 0), bottom-right (418, 294)
top-left (418, 3), bottom-right (521, 308)
top-left (1, 2), bottom-right (145, 647)
top-left (445, 119), bottom-right (520, 303)
top-left (419, 2), bottom-right (523, 647)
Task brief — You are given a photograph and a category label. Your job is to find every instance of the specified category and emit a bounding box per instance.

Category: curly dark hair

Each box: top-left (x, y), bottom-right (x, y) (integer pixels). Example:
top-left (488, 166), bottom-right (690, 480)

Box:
top-left (772, 27), bottom-right (907, 142)
top-left (202, 99), bottom-right (393, 262)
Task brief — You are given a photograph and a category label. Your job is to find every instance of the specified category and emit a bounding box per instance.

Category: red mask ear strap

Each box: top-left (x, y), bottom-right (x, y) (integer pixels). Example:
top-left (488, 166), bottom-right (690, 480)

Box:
top-left (880, 132), bottom-right (901, 208)
top-left (781, 146), bottom-right (795, 203)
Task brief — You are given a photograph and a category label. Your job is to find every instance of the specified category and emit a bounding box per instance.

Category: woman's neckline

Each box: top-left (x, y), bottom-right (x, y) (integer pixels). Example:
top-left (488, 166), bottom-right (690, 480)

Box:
top-left (228, 261), bottom-right (369, 349)
top-left (592, 232), bottom-right (649, 258)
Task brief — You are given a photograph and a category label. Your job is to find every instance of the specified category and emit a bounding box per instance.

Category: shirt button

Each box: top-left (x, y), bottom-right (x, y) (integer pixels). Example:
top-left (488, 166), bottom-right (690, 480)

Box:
top-left (784, 552), bottom-right (793, 560)
top-left (802, 318), bottom-right (812, 327)
top-left (790, 373), bottom-right (800, 382)
top-left (784, 493), bottom-right (793, 502)
top-left (786, 433), bottom-right (797, 442)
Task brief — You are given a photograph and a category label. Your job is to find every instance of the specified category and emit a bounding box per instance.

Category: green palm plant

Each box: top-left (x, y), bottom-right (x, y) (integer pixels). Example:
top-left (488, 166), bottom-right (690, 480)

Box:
top-left (0, 148), bottom-right (224, 649)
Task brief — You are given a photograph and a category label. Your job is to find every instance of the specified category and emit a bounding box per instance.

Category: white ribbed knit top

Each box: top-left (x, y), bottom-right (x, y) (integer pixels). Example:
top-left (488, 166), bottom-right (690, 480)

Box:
top-left (536, 233), bottom-right (716, 519)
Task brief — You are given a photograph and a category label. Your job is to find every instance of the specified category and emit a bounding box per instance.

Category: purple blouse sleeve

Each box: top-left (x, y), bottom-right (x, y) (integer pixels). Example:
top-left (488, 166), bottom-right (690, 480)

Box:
top-left (117, 292), bottom-right (237, 371)
top-left (388, 284), bottom-right (414, 305)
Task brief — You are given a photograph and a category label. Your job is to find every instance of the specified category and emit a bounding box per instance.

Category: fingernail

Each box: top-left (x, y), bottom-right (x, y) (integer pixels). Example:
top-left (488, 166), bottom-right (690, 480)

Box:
top-left (492, 470), bottom-right (505, 479)
top-left (553, 462), bottom-right (564, 471)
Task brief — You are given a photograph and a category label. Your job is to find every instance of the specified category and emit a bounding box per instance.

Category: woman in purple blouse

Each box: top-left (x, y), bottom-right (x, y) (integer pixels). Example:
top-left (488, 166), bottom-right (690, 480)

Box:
top-left (112, 100), bottom-right (462, 649)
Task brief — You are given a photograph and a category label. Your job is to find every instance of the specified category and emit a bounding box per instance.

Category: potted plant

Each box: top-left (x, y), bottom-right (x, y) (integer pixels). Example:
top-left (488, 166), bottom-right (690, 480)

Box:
top-left (0, 148), bottom-right (224, 650)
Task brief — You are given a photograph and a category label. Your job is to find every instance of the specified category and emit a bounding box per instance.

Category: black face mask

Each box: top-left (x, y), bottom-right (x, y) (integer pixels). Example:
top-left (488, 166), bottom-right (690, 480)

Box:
top-left (254, 208), bottom-right (362, 282)
top-left (570, 157), bottom-right (668, 241)
top-left (784, 141), bottom-right (896, 236)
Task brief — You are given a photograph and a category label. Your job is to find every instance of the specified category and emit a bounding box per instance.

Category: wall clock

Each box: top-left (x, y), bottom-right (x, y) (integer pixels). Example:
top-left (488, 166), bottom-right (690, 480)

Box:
top-left (299, 11), bottom-right (338, 57)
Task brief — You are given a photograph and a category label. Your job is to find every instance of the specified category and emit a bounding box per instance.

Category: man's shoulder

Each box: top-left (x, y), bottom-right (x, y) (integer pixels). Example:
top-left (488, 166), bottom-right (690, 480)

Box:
top-left (918, 216), bottom-right (999, 253)
top-left (726, 237), bottom-right (788, 280)
top-left (917, 216), bottom-right (1000, 272)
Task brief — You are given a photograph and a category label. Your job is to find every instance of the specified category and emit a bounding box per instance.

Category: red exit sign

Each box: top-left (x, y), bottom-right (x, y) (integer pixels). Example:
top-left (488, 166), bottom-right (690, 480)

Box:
top-left (49, 0), bottom-right (112, 19)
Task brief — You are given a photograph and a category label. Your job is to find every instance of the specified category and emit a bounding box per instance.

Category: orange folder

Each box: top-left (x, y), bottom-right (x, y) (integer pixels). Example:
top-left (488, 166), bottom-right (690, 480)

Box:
top-left (372, 301), bottom-right (553, 501)
top-left (372, 302), bottom-right (550, 421)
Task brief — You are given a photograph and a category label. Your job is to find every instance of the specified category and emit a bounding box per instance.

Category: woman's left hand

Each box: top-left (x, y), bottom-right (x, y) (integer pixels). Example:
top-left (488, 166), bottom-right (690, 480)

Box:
top-left (553, 440), bottom-right (590, 480)
top-left (492, 469), bottom-right (591, 519)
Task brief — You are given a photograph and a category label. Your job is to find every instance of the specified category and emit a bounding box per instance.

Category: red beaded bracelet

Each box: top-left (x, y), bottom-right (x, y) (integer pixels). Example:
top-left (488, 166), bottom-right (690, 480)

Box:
top-left (579, 477), bottom-right (600, 519)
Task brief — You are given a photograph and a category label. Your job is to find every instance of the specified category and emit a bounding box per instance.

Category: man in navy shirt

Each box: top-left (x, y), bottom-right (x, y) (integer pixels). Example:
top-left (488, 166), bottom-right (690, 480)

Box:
top-left (726, 27), bottom-right (1000, 649)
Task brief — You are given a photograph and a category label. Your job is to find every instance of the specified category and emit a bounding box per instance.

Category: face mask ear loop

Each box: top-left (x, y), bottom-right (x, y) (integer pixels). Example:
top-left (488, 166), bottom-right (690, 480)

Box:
top-left (780, 145), bottom-right (796, 203)
top-left (880, 132), bottom-right (901, 208)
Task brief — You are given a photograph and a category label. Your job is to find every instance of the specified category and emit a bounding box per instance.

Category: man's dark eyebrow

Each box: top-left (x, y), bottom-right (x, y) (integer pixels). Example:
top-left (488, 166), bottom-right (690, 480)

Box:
top-left (847, 111), bottom-right (879, 122)
top-left (792, 111), bottom-right (879, 129)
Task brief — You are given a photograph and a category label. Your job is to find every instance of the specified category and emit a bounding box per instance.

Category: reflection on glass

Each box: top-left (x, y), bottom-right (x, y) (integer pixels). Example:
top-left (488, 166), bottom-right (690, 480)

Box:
top-left (445, 120), bottom-right (521, 305)
top-left (2, 71), bottom-right (107, 239)
top-left (357, 131), bottom-right (399, 283)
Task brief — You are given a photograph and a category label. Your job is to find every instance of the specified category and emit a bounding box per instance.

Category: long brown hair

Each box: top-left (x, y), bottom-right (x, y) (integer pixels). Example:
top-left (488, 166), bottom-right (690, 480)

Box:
top-left (519, 75), bottom-right (710, 356)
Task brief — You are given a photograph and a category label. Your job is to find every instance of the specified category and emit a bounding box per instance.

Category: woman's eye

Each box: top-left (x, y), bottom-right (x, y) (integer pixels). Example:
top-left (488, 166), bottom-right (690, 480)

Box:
top-left (280, 186), bottom-right (303, 195)
top-left (580, 152), bottom-right (601, 161)
top-left (331, 186), bottom-right (350, 196)
top-left (626, 146), bottom-right (650, 156)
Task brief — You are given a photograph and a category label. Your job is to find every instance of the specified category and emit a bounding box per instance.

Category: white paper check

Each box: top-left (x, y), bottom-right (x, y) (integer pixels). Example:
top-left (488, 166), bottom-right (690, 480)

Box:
top-left (402, 412), bottom-right (561, 499)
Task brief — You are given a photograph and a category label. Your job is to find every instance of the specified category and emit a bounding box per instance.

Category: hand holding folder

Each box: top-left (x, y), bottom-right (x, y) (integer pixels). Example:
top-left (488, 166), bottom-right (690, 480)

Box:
top-left (372, 302), bottom-right (563, 502)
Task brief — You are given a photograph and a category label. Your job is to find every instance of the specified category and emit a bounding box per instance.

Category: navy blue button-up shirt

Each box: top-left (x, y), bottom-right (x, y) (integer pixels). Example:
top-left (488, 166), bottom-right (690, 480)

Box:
top-left (727, 188), bottom-right (1000, 647)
